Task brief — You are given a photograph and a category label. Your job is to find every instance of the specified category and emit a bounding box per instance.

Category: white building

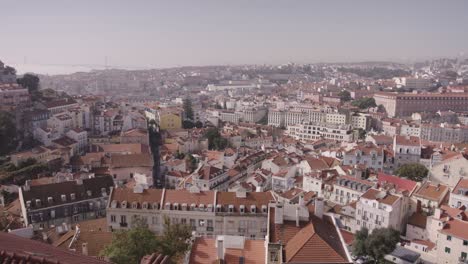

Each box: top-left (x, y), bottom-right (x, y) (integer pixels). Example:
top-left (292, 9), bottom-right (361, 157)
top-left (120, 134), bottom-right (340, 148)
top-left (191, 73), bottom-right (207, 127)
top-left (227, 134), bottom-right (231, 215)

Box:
top-left (288, 122), bottom-right (354, 142)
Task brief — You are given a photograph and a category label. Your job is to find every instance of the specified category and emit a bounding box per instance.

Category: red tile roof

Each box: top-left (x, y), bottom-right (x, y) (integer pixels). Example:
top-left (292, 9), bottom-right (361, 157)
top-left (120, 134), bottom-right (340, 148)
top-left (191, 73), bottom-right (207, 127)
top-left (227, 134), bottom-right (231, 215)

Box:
top-left (377, 172), bottom-right (418, 194)
top-left (0, 232), bottom-right (107, 264)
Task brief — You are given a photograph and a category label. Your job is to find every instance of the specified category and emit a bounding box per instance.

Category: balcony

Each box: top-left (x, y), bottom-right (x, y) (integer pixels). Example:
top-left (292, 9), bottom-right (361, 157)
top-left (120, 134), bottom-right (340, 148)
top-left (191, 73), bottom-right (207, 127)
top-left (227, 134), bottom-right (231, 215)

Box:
top-left (119, 222), bottom-right (128, 227)
top-left (207, 226), bottom-right (214, 232)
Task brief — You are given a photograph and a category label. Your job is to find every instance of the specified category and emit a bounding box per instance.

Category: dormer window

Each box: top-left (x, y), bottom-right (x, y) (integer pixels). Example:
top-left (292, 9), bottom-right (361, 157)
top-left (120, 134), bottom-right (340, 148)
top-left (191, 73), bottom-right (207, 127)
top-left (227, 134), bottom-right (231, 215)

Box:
top-left (190, 203), bottom-right (196, 211)
top-left (121, 201), bottom-right (127, 208)
top-left (165, 202), bottom-right (171, 210)
top-left (152, 202), bottom-right (159, 210)
top-left (26, 201), bottom-right (31, 208)
top-left (199, 204), bottom-right (205, 211)
top-left (207, 204), bottom-right (213, 212)
top-left (132, 202), bottom-right (138, 209)
top-left (240, 205), bottom-right (245, 214)
top-left (36, 199), bottom-right (42, 207)
top-left (181, 203), bottom-right (188, 211)
top-left (262, 205), bottom-right (267, 213)
top-left (173, 203), bottom-right (179, 210)
top-left (111, 200), bottom-right (117, 208)
top-left (47, 197), bottom-right (53, 204)
top-left (70, 193), bottom-right (76, 201)
top-left (250, 205), bottom-right (256, 213)
top-left (61, 195), bottom-right (67, 202)
top-left (228, 205), bottom-right (234, 213)
top-left (216, 204), bottom-right (222, 212)
top-left (142, 202), bottom-right (148, 209)
top-left (87, 190), bottom-right (92, 197)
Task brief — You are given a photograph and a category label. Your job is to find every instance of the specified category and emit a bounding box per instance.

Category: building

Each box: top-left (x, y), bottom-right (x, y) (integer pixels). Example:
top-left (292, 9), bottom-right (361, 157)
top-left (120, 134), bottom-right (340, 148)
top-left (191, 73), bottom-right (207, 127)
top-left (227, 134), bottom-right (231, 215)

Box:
top-left (393, 135), bottom-right (421, 168)
top-left (420, 123), bottom-right (468, 143)
top-left (157, 111), bottom-right (182, 130)
top-left (429, 153), bottom-right (468, 188)
top-left (106, 187), bottom-right (273, 240)
top-left (288, 122), bottom-right (354, 142)
top-left (404, 77), bottom-right (432, 90)
top-left (374, 92), bottom-right (468, 118)
top-left (411, 182), bottom-right (449, 215)
top-left (266, 200), bottom-right (352, 264)
top-left (0, 83), bottom-right (30, 107)
top-left (19, 176), bottom-right (114, 230)
top-left (109, 153), bottom-right (153, 183)
top-left (331, 175), bottom-right (374, 205)
top-left (343, 143), bottom-right (385, 171)
top-left (449, 178), bottom-right (468, 209)
top-left (356, 188), bottom-right (405, 233)
top-left (192, 165), bottom-right (229, 191)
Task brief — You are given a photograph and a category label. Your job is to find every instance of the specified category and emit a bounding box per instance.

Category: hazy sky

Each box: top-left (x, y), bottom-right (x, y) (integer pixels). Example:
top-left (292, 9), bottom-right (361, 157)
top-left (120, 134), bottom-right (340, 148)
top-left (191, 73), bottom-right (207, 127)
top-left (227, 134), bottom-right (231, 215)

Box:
top-left (1, 0), bottom-right (468, 74)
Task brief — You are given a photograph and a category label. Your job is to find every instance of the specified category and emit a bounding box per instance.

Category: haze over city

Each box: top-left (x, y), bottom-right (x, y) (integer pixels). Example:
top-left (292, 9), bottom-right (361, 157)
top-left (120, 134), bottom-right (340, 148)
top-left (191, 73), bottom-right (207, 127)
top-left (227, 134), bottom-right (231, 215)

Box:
top-left (3, 1), bottom-right (468, 264)
top-left (2, 0), bottom-right (468, 74)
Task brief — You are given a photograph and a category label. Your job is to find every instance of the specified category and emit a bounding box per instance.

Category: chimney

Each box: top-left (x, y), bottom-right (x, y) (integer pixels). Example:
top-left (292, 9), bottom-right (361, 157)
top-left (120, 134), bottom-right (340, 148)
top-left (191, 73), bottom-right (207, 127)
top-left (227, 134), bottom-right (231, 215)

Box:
top-left (314, 198), bottom-right (324, 219)
top-left (82, 243), bottom-right (88, 256)
top-left (23, 180), bottom-right (31, 191)
top-left (295, 206), bottom-right (300, 227)
top-left (216, 238), bottom-right (224, 261)
top-left (274, 203), bottom-right (284, 224)
top-left (298, 193), bottom-right (304, 206)
top-left (434, 208), bottom-right (442, 219)
top-left (76, 178), bottom-right (83, 185)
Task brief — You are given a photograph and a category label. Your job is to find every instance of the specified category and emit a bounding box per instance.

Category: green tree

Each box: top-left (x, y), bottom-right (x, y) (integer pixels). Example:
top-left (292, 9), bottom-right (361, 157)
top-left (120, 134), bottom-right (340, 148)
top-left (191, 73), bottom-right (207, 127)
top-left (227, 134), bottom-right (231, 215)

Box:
top-left (377, 104), bottom-right (386, 113)
top-left (101, 220), bottom-right (160, 264)
top-left (17, 73), bottom-right (40, 95)
top-left (204, 127), bottom-right (229, 150)
top-left (395, 163), bottom-right (428, 182)
top-left (351, 97), bottom-right (377, 109)
top-left (183, 98), bottom-right (194, 121)
top-left (182, 120), bottom-right (194, 129)
top-left (157, 217), bottom-right (192, 258)
top-left (0, 111), bottom-right (17, 156)
top-left (186, 154), bottom-right (197, 172)
top-left (3, 66), bottom-right (16, 75)
top-left (353, 227), bottom-right (400, 263)
top-left (338, 90), bottom-right (352, 102)
top-left (194, 121), bottom-right (203, 128)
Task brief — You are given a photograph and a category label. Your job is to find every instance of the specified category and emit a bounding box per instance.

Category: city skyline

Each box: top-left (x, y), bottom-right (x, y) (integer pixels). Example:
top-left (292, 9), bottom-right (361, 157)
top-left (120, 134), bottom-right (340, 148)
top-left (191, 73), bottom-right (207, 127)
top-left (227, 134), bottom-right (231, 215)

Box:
top-left (2, 0), bottom-right (468, 74)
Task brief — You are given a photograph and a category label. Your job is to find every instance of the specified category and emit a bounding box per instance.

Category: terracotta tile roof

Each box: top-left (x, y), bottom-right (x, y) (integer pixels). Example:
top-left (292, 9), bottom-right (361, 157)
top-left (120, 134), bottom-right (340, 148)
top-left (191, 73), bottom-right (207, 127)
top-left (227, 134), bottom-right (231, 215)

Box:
top-left (283, 216), bottom-right (350, 263)
top-left (44, 98), bottom-right (77, 108)
top-left (0, 232), bottom-right (107, 264)
top-left (440, 205), bottom-right (467, 220)
top-left (224, 240), bottom-right (265, 264)
top-left (188, 238), bottom-right (218, 264)
top-left (414, 182), bottom-right (449, 202)
top-left (122, 128), bottom-right (148, 137)
top-left (164, 189), bottom-right (215, 206)
top-left (196, 165), bottom-right (223, 180)
top-left (407, 212), bottom-right (427, 229)
top-left (360, 189), bottom-right (400, 205)
top-left (22, 176), bottom-right (114, 210)
top-left (377, 172), bottom-right (418, 194)
top-left (52, 136), bottom-right (77, 147)
top-left (110, 153), bottom-right (153, 168)
top-left (452, 178), bottom-right (468, 195)
top-left (440, 218), bottom-right (468, 240)
top-left (216, 191), bottom-right (273, 213)
top-left (411, 239), bottom-right (435, 251)
top-left (110, 187), bottom-right (164, 207)
top-left (340, 229), bottom-right (355, 245)
top-left (394, 135), bottom-right (421, 146)
top-left (279, 188), bottom-right (304, 200)
top-left (304, 157), bottom-right (330, 170)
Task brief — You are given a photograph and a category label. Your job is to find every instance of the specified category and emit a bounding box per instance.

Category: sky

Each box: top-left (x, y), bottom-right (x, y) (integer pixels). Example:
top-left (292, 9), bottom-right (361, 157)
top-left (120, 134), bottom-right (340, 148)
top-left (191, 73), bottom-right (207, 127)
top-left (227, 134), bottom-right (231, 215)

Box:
top-left (1, 0), bottom-right (468, 74)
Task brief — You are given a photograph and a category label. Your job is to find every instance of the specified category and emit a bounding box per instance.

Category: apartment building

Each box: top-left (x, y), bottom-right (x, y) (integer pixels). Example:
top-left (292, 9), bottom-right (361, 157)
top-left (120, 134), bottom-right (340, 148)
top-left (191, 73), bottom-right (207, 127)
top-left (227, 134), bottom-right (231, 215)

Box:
top-left (420, 123), bottom-right (468, 143)
top-left (268, 109), bottom-right (285, 127)
top-left (19, 176), bottom-right (114, 230)
top-left (331, 175), bottom-right (374, 205)
top-left (106, 187), bottom-right (273, 239)
top-left (356, 188), bottom-right (405, 233)
top-left (411, 182), bottom-right (449, 215)
top-left (192, 165), bottom-right (229, 191)
top-left (0, 83), bottom-right (29, 107)
top-left (449, 178), bottom-right (468, 209)
top-left (374, 92), bottom-right (468, 118)
top-left (288, 122), bottom-right (354, 142)
top-left (393, 135), bottom-right (421, 168)
top-left (343, 143), bottom-right (385, 171)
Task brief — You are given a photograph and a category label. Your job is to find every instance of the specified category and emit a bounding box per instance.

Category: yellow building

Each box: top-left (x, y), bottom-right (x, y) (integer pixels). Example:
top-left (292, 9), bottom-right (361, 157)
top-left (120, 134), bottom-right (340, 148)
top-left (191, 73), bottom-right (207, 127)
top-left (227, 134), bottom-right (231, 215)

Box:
top-left (158, 111), bottom-right (182, 130)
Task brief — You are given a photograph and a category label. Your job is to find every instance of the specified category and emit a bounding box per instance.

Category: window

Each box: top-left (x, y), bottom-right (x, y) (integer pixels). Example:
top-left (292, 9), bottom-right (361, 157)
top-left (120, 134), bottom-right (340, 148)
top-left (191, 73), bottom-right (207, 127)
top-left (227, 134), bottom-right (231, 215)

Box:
top-left (111, 215), bottom-right (116, 223)
top-left (121, 215), bottom-right (127, 224)
top-left (270, 252), bottom-right (278, 262)
top-left (447, 235), bottom-right (452, 241)
top-left (73, 215), bottom-right (79, 222)
top-left (199, 220), bottom-right (205, 227)
top-left (462, 252), bottom-right (467, 260)
top-left (464, 240), bottom-right (468, 246)
top-left (445, 247), bottom-right (451, 254)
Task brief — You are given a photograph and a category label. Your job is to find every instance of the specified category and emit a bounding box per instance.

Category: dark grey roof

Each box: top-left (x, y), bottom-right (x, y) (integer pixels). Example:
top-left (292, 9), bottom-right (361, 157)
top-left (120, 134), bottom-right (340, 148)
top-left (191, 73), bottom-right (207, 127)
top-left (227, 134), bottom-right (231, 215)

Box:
top-left (390, 246), bottom-right (421, 263)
